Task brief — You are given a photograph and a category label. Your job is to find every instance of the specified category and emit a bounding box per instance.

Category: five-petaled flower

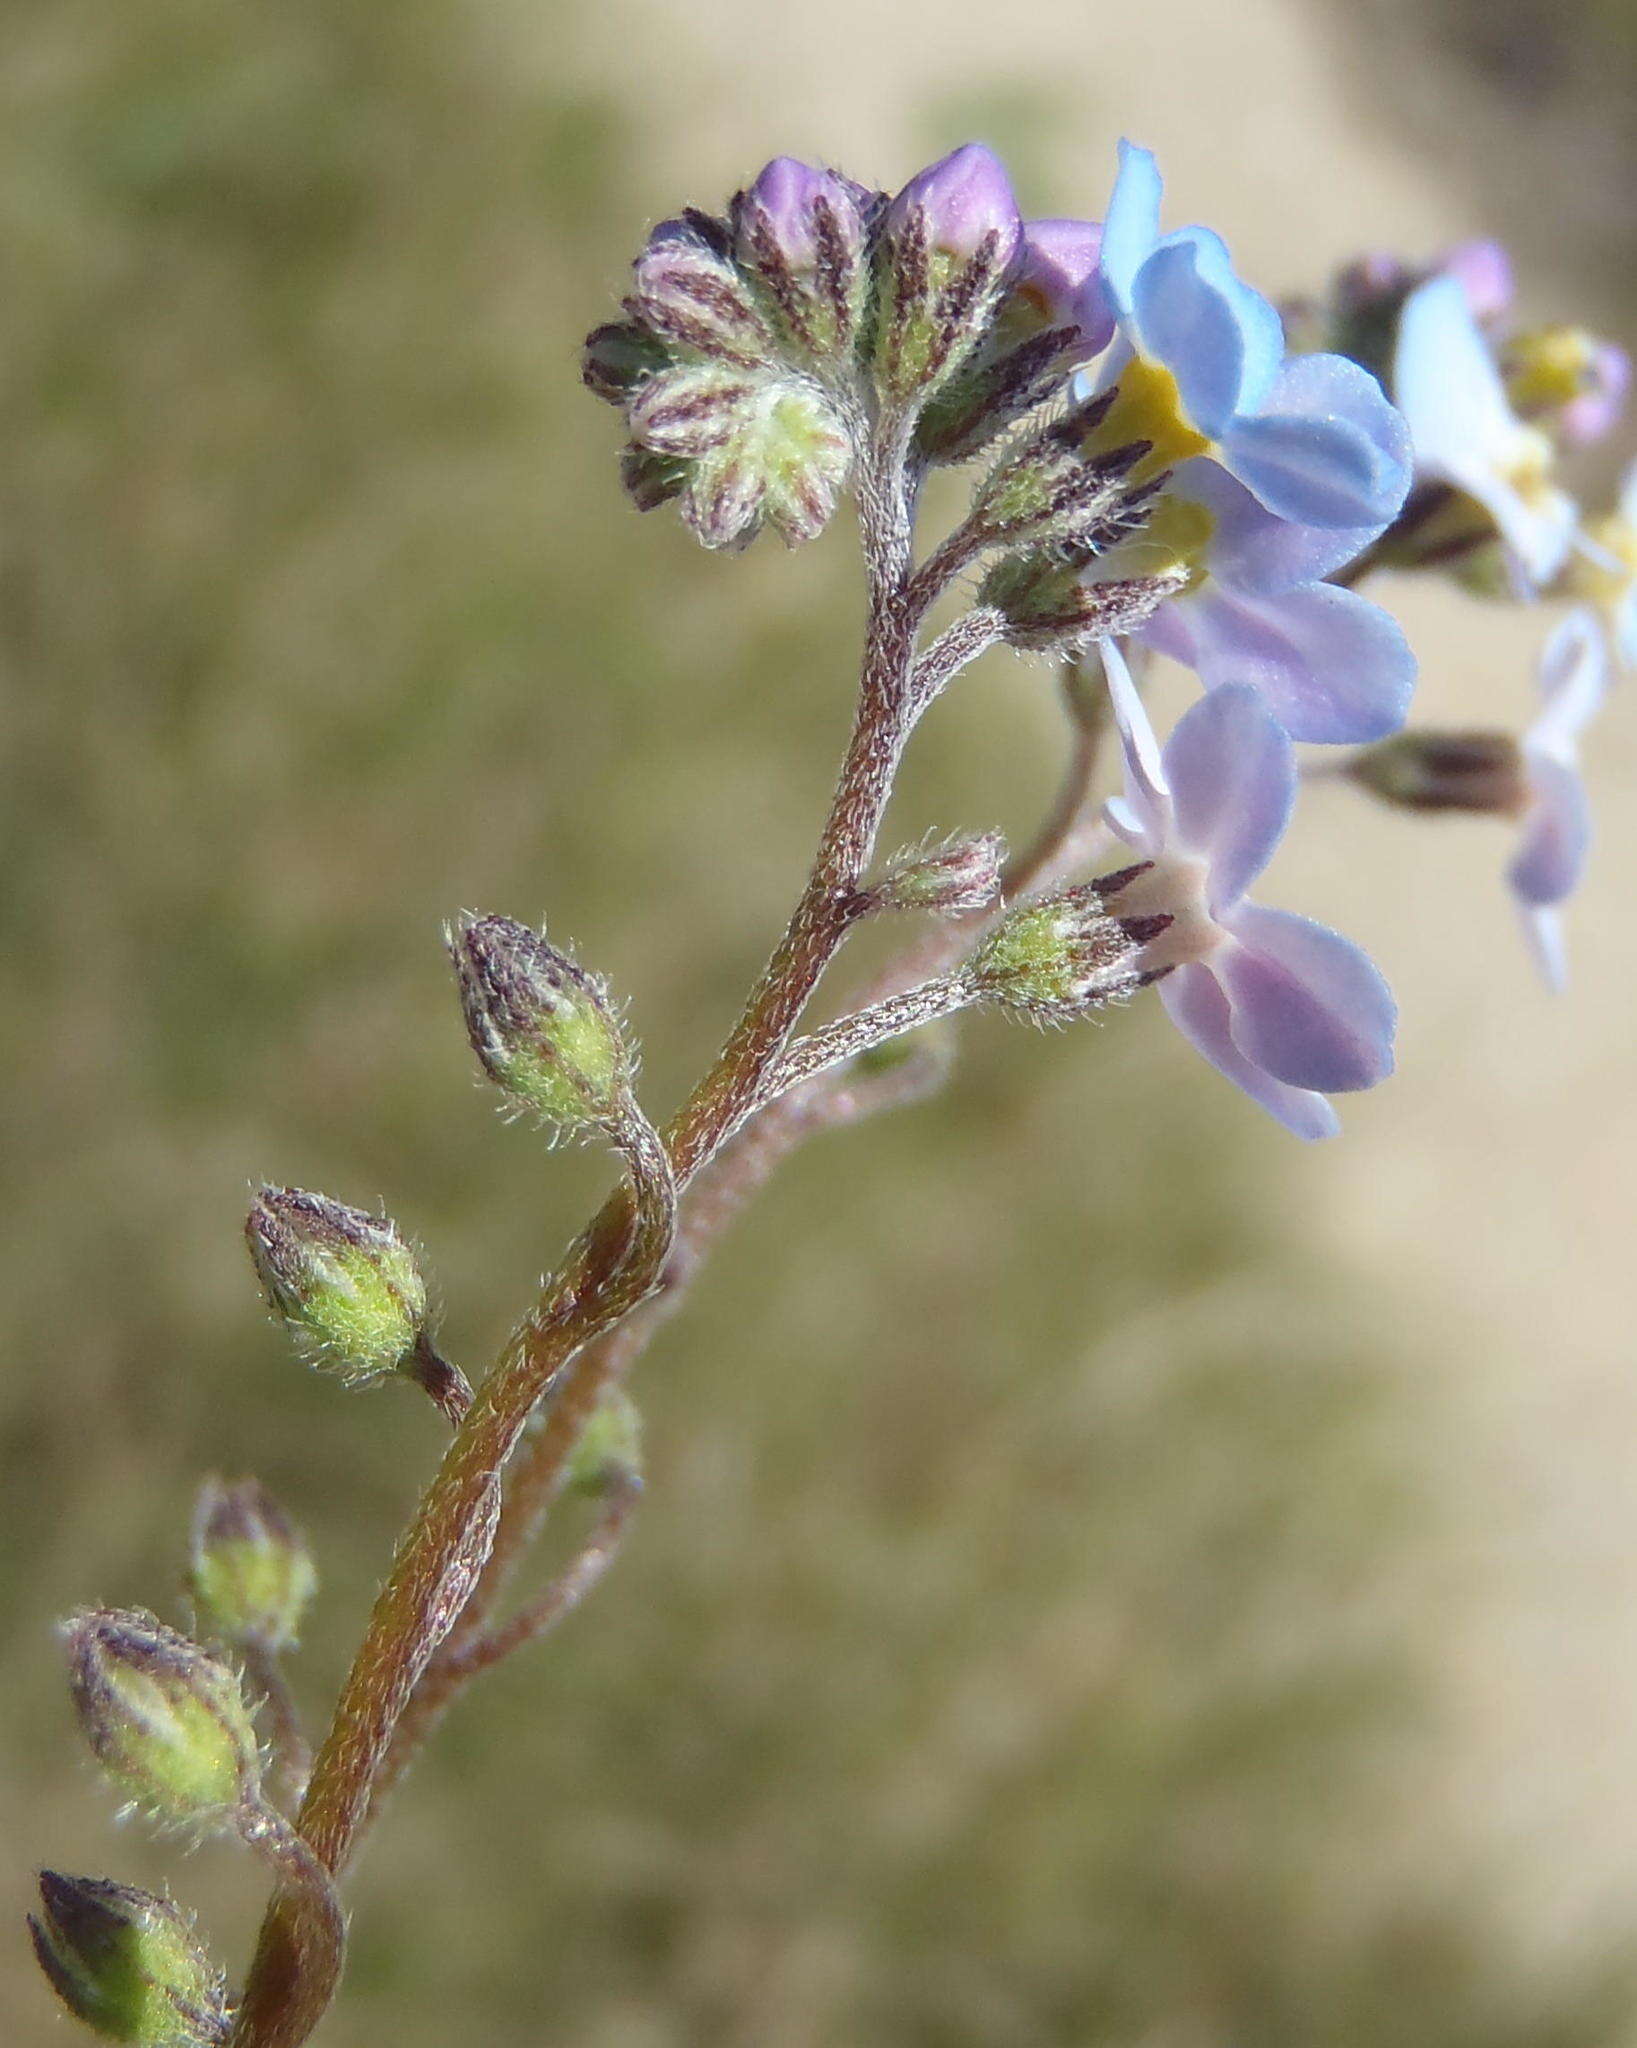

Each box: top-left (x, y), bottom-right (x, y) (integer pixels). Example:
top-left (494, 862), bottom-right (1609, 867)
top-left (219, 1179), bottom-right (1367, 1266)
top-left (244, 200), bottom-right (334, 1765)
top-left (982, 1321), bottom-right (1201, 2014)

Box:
top-left (1509, 608), bottom-right (1609, 992)
top-left (1099, 640), bottom-right (1397, 1140)
top-left (1077, 143), bottom-right (1416, 744)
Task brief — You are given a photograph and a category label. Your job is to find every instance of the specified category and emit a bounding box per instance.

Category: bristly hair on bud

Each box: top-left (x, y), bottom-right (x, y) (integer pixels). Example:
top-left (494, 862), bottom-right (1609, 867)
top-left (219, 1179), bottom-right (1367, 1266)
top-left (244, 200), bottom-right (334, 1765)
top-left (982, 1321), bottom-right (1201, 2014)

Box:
top-left (65, 1610), bottom-right (262, 1829)
top-left (188, 1477), bottom-right (316, 1654)
top-left (868, 832), bottom-right (1006, 917)
top-left (245, 1187), bottom-right (428, 1386)
top-left (967, 396), bottom-right (1154, 554)
top-left (450, 913), bottom-right (633, 1137)
top-left (29, 1872), bottom-right (229, 2047)
top-left (967, 885), bottom-right (1145, 1024)
top-left (729, 157), bottom-right (877, 367)
top-left (1347, 728), bottom-right (1528, 815)
top-left (872, 143), bottom-right (1024, 407)
top-left (981, 547), bottom-right (1188, 657)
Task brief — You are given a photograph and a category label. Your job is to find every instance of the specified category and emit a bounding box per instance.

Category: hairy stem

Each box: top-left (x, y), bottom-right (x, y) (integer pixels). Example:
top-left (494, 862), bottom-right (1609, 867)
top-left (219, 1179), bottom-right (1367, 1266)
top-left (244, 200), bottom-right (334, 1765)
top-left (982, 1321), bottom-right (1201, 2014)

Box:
top-left (232, 1806), bottom-right (347, 2048)
top-left (231, 422), bottom-right (931, 2048)
top-left (241, 1641), bottom-right (312, 1817)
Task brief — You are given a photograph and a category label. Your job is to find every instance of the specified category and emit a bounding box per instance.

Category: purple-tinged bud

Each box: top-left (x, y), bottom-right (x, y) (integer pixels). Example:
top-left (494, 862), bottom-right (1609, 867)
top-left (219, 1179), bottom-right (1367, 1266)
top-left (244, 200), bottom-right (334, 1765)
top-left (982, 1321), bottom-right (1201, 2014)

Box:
top-left (562, 1387), bottom-right (643, 1498)
top-left (451, 913), bottom-right (632, 1133)
top-left (969, 885), bottom-right (1140, 1023)
top-left (884, 144), bottom-right (1022, 265)
top-left (581, 320), bottom-right (671, 406)
top-left (619, 444), bottom-right (688, 513)
top-left (188, 1478), bottom-right (316, 1654)
top-left (1438, 237), bottom-right (1514, 323)
top-left (732, 158), bottom-right (873, 361)
top-left (1009, 219), bottom-right (1114, 353)
top-left (628, 216), bottom-right (775, 368)
top-left (246, 1187), bottom-right (427, 1385)
top-left (30, 1873), bottom-right (228, 2046)
top-left (871, 832), bottom-right (1006, 916)
top-left (65, 1611), bottom-right (261, 1827)
top-left (875, 144), bottom-right (1024, 404)
top-left (627, 364), bottom-right (762, 458)
top-left (1348, 729), bottom-right (1527, 815)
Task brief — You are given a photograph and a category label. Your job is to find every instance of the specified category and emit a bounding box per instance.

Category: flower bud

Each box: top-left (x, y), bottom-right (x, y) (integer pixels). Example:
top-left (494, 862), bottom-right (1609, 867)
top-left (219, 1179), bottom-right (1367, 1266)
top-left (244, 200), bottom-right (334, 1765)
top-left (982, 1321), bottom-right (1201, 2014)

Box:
top-left (874, 143), bottom-right (1023, 403)
top-left (580, 320), bottom-right (671, 406)
top-left (563, 1387), bottom-right (644, 1498)
top-left (871, 833), bottom-right (1005, 916)
top-left (969, 886), bottom-right (1142, 1023)
top-left (451, 914), bottom-right (632, 1132)
top-left (65, 1610), bottom-right (261, 1826)
top-left (968, 397), bottom-right (1151, 551)
top-left (1007, 219), bottom-right (1113, 353)
top-left (628, 213), bottom-right (775, 368)
top-left (30, 1873), bottom-right (228, 2046)
top-left (1348, 729), bottom-right (1527, 815)
top-left (731, 157), bottom-right (874, 361)
top-left (188, 1477), bottom-right (316, 1652)
top-left (981, 548), bottom-right (1186, 656)
top-left (246, 1187), bottom-right (427, 1385)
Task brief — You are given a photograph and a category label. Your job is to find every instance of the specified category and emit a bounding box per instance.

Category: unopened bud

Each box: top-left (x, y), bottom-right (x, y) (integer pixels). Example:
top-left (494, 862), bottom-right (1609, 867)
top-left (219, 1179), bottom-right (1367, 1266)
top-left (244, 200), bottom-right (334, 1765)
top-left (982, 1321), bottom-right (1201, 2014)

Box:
top-left (1348, 729), bottom-right (1526, 815)
top-left (871, 833), bottom-right (1005, 916)
top-left (981, 548), bottom-right (1185, 655)
top-left (628, 212), bottom-right (775, 368)
top-left (65, 1610), bottom-right (261, 1826)
top-left (969, 397), bottom-right (1149, 550)
top-left (451, 913), bottom-right (632, 1132)
top-left (969, 886), bottom-right (1140, 1023)
top-left (580, 320), bottom-right (671, 406)
top-left (246, 1187), bottom-right (427, 1385)
top-left (731, 157), bottom-right (875, 361)
top-left (563, 1387), bottom-right (644, 1497)
top-left (188, 1478), bottom-right (316, 1652)
top-left (875, 143), bottom-right (1023, 402)
top-left (30, 1873), bottom-right (228, 2046)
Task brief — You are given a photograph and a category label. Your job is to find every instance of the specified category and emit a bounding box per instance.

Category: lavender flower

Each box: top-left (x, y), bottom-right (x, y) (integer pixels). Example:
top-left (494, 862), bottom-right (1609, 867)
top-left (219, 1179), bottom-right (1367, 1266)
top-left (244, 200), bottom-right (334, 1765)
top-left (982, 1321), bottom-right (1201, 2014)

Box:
top-left (1509, 609), bottom-right (1609, 991)
top-left (1010, 218), bottom-right (1113, 354)
top-left (1098, 642), bottom-right (1397, 1139)
top-left (882, 142), bottom-right (1022, 265)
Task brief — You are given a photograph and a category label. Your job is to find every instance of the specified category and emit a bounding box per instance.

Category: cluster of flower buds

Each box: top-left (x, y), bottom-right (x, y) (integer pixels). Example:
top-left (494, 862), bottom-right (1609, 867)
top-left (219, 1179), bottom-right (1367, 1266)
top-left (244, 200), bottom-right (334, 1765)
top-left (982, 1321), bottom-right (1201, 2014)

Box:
top-left (29, 1873), bottom-right (228, 2047)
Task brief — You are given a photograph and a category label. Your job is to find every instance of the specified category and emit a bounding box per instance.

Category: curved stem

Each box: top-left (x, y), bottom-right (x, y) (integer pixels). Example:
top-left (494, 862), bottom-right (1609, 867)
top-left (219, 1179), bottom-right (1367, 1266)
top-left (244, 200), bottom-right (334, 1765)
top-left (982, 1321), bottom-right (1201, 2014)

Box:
top-left (241, 1641), bottom-right (312, 1817)
top-left (230, 1806), bottom-right (347, 2048)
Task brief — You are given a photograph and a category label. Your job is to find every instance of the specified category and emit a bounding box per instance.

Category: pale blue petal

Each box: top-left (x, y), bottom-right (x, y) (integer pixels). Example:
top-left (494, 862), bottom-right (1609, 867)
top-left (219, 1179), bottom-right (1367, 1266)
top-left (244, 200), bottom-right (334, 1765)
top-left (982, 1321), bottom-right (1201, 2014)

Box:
top-left (1131, 232), bottom-right (1281, 436)
top-left (1221, 353), bottom-right (1412, 528)
top-left (1531, 607), bottom-right (1608, 753)
top-left (1393, 275), bottom-right (1521, 477)
top-left (1516, 903), bottom-right (1568, 994)
top-left (1173, 458), bottom-right (1380, 595)
top-left (1509, 756), bottom-right (1591, 907)
top-left (1160, 683), bottom-right (1294, 911)
top-left (1215, 903), bottom-right (1397, 1093)
top-left (1098, 140), bottom-right (1162, 321)
top-left (1098, 638), bottom-right (1171, 851)
top-left (1159, 962), bottom-right (1340, 1139)
top-left (1152, 583), bottom-right (1417, 745)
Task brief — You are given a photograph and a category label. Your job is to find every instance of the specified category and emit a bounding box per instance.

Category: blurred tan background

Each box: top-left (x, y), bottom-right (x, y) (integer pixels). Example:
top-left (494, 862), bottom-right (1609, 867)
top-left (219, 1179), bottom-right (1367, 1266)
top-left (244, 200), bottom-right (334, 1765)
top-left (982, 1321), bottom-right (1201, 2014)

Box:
top-left (4, 1), bottom-right (1636, 2042)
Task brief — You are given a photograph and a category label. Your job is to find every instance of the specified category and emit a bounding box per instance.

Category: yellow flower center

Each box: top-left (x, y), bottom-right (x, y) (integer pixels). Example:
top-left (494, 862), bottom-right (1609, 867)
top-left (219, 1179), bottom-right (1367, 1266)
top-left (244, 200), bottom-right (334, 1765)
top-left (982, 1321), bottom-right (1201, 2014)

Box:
top-left (1503, 326), bottom-right (1598, 414)
top-left (1089, 355), bottom-right (1213, 480)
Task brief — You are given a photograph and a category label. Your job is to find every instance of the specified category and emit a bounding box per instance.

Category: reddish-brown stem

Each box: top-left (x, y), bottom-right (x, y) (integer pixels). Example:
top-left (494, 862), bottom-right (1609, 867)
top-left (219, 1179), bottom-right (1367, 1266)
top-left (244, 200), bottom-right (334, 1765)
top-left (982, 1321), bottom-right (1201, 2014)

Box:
top-left (231, 424), bottom-right (929, 2048)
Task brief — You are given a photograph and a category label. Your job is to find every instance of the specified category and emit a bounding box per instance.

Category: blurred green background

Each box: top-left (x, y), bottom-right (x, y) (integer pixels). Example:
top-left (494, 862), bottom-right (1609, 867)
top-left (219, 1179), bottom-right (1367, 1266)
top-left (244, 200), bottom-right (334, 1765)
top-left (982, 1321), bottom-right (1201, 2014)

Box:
top-left (5, 2), bottom-right (1637, 2042)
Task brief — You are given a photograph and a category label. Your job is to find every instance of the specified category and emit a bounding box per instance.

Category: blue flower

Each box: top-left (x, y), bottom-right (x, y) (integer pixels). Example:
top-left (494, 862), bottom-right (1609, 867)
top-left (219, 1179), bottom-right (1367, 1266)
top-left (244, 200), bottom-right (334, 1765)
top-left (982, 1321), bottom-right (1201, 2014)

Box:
top-left (1099, 642), bottom-right (1397, 1139)
top-left (1092, 142), bottom-right (1411, 532)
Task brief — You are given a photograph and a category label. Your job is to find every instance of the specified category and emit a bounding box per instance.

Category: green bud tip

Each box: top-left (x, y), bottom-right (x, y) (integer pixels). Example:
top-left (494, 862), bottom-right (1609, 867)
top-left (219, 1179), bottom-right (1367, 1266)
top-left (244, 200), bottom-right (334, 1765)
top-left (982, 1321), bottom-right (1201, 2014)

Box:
top-left (245, 1186), bottom-right (427, 1384)
top-left (64, 1609), bottom-right (261, 1827)
top-left (188, 1477), bottom-right (316, 1653)
top-left (970, 886), bottom-right (1141, 1024)
top-left (872, 833), bottom-right (1005, 916)
top-left (449, 913), bottom-right (632, 1133)
top-left (563, 1388), bottom-right (644, 1497)
top-left (29, 1872), bottom-right (228, 2046)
